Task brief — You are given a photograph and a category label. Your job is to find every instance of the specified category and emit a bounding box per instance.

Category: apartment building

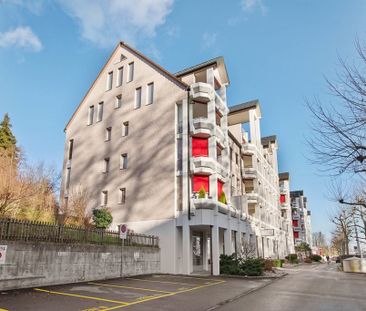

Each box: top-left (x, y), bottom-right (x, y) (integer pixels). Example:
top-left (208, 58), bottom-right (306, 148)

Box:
top-left (61, 42), bottom-right (295, 275)
top-left (290, 190), bottom-right (312, 247)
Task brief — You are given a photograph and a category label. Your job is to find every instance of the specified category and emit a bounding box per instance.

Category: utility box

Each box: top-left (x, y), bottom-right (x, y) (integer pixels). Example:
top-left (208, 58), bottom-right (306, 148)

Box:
top-left (343, 257), bottom-right (366, 273)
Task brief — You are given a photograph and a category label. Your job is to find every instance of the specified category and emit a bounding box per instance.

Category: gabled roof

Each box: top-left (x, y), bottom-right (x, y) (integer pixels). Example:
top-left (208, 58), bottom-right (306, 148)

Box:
top-left (261, 135), bottom-right (277, 146)
top-left (175, 56), bottom-right (230, 85)
top-left (279, 172), bottom-right (290, 181)
top-left (227, 99), bottom-right (261, 126)
top-left (64, 41), bottom-right (189, 131)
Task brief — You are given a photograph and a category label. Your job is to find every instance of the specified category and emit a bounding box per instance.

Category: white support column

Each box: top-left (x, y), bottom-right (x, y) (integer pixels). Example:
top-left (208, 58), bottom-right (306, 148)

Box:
top-left (182, 223), bottom-right (191, 275)
top-left (224, 228), bottom-right (233, 255)
top-left (211, 225), bottom-right (220, 275)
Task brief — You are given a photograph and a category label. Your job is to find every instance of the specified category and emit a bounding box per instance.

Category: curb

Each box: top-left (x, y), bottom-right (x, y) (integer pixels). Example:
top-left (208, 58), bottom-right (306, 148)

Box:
top-left (205, 273), bottom-right (287, 311)
top-left (219, 272), bottom-right (287, 280)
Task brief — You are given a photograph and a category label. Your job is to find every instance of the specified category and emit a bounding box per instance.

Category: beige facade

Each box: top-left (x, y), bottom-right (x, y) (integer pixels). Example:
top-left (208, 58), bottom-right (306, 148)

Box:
top-left (61, 43), bottom-right (301, 275)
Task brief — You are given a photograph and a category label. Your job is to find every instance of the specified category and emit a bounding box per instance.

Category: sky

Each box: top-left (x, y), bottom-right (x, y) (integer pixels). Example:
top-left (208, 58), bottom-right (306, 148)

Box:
top-left (1, 0), bottom-right (366, 240)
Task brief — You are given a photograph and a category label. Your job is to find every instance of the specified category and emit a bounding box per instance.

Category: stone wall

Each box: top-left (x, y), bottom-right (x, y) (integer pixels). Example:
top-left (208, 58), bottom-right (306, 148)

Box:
top-left (0, 240), bottom-right (160, 291)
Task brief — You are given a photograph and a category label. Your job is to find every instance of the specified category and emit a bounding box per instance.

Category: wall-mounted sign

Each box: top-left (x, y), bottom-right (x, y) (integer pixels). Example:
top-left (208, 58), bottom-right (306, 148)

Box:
top-left (261, 229), bottom-right (274, 236)
top-left (119, 224), bottom-right (128, 240)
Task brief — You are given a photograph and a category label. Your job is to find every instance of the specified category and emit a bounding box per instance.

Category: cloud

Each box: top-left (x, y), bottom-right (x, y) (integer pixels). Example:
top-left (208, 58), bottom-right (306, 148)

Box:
top-left (58, 0), bottom-right (174, 48)
top-left (241, 0), bottom-right (268, 15)
top-left (202, 32), bottom-right (217, 50)
top-left (0, 26), bottom-right (43, 51)
top-left (2, 0), bottom-right (46, 15)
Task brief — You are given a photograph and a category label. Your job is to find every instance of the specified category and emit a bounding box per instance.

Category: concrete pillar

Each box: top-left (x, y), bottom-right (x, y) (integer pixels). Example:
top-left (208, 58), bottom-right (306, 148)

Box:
top-left (211, 225), bottom-right (220, 275)
top-left (182, 224), bottom-right (191, 274)
top-left (224, 228), bottom-right (233, 255)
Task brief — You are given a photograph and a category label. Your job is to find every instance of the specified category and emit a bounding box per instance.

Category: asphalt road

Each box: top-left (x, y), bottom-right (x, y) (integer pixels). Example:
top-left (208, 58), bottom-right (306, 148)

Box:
top-left (217, 263), bottom-right (366, 311)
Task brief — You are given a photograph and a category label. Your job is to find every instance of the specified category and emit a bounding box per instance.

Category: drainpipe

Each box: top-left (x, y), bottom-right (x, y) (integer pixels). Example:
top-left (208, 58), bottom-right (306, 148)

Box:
top-left (187, 87), bottom-right (191, 221)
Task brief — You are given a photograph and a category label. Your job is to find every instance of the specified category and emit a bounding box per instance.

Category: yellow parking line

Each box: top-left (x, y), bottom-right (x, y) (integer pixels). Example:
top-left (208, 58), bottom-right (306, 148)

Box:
top-left (34, 288), bottom-right (129, 305)
top-left (100, 280), bottom-right (226, 311)
top-left (88, 282), bottom-right (173, 294)
top-left (126, 277), bottom-right (193, 286)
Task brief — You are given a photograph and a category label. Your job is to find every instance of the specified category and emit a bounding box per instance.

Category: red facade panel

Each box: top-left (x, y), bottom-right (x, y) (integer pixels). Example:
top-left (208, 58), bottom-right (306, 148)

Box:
top-left (192, 138), bottom-right (208, 157)
top-left (193, 175), bottom-right (210, 193)
top-left (280, 194), bottom-right (286, 203)
top-left (293, 231), bottom-right (299, 239)
top-left (217, 180), bottom-right (224, 198)
top-left (292, 220), bottom-right (299, 227)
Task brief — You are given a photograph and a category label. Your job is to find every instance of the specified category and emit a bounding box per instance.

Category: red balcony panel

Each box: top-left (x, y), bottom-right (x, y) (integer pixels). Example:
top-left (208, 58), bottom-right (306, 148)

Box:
top-left (280, 194), bottom-right (286, 203)
top-left (292, 220), bottom-right (299, 227)
top-left (293, 231), bottom-right (299, 239)
top-left (193, 175), bottom-right (210, 193)
top-left (192, 137), bottom-right (208, 157)
top-left (217, 179), bottom-right (224, 199)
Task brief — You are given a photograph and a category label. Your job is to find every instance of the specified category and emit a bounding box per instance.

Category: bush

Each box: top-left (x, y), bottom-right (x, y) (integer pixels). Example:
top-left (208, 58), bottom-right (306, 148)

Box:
top-left (219, 191), bottom-right (227, 204)
top-left (273, 259), bottom-right (283, 267)
top-left (240, 258), bottom-right (264, 276)
top-left (304, 257), bottom-right (312, 263)
top-left (198, 186), bottom-right (206, 199)
top-left (310, 254), bottom-right (322, 262)
top-left (92, 208), bottom-right (113, 229)
top-left (220, 254), bottom-right (264, 276)
top-left (287, 253), bottom-right (298, 264)
top-left (264, 259), bottom-right (274, 271)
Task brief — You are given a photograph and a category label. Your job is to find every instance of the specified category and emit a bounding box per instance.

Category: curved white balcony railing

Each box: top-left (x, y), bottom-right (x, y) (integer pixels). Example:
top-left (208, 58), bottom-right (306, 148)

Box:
top-left (242, 167), bottom-right (257, 180)
top-left (191, 82), bottom-right (213, 103)
top-left (191, 118), bottom-right (215, 138)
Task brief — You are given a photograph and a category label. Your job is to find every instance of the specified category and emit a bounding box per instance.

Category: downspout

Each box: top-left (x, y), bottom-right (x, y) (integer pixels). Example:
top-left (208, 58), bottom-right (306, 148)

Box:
top-left (186, 87), bottom-right (191, 220)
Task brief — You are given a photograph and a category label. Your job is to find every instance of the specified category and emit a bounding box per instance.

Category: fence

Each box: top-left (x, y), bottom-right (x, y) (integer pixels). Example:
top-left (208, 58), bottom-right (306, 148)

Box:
top-left (0, 218), bottom-right (159, 247)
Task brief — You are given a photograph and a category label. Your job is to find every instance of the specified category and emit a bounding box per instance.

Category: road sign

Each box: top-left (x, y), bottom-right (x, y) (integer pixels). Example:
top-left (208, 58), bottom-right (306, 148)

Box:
top-left (119, 224), bottom-right (127, 239)
top-left (0, 245), bottom-right (7, 265)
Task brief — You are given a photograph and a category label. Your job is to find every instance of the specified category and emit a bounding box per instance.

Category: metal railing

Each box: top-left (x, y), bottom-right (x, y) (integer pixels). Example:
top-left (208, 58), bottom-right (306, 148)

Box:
top-left (0, 218), bottom-right (159, 247)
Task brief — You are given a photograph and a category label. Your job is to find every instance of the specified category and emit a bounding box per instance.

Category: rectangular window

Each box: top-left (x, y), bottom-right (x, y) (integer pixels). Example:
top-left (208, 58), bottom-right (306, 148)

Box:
top-left (192, 137), bottom-right (208, 157)
top-left (65, 167), bottom-right (71, 192)
top-left (119, 188), bottom-right (126, 204)
top-left (193, 175), bottom-right (210, 194)
top-left (147, 82), bottom-right (154, 105)
top-left (120, 153), bottom-right (128, 170)
top-left (68, 139), bottom-right (74, 160)
top-left (117, 67), bottom-right (123, 87)
top-left (103, 158), bottom-right (110, 173)
top-left (106, 71), bottom-right (113, 90)
top-left (101, 190), bottom-right (108, 206)
top-left (97, 102), bottom-right (104, 122)
top-left (135, 87), bottom-right (142, 109)
top-left (115, 95), bottom-right (122, 109)
top-left (88, 105), bottom-right (94, 125)
top-left (122, 121), bottom-right (129, 137)
top-left (235, 153), bottom-right (239, 165)
top-left (128, 62), bottom-right (134, 82)
top-left (105, 127), bottom-right (112, 141)
top-left (176, 103), bottom-right (183, 134)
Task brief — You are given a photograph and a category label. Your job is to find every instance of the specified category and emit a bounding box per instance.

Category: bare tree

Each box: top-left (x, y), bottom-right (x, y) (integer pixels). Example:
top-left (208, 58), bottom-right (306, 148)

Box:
top-left (307, 39), bottom-right (366, 176)
top-left (330, 207), bottom-right (353, 255)
top-left (238, 238), bottom-right (257, 259)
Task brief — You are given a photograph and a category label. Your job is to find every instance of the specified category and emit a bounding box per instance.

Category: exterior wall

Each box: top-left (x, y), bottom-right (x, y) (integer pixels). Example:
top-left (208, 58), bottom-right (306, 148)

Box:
top-left (290, 191), bottom-right (312, 247)
top-left (61, 45), bottom-right (186, 227)
top-left (0, 241), bottom-right (160, 291)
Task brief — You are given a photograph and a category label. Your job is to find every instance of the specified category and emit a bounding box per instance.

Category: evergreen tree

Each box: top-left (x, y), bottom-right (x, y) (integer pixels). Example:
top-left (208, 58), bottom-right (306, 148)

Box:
top-left (0, 113), bottom-right (18, 157)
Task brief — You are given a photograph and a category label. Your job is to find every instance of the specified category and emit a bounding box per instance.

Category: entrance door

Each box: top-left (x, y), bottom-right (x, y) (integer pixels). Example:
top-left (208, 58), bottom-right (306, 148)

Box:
top-left (192, 232), bottom-right (204, 272)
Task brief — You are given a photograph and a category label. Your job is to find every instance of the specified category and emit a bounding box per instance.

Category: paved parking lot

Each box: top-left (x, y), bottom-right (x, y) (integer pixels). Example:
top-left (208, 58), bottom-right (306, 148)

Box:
top-left (0, 274), bottom-right (271, 311)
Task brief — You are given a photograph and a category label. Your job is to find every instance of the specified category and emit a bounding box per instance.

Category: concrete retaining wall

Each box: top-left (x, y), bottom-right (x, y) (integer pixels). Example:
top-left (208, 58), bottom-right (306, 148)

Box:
top-left (0, 240), bottom-right (160, 291)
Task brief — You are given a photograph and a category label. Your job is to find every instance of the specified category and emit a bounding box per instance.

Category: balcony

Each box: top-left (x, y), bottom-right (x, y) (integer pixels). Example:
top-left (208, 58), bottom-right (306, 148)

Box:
top-left (293, 227), bottom-right (301, 232)
top-left (191, 82), bottom-right (212, 103)
top-left (242, 167), bottom-right (257, 180)
top-left (246, 192), bottom-right (258, 204)
top-left (292, 214), bottom-right (300, 220)
top-left (191, 118), bottom-right (215, 138)
top-left (242, 143), bottom-right (256, 156)
top-left (215, 126), bottom-right (226, 147)
top-left (191, 157), bottom-right (215, 175)
top-left (215, 91), bottom-right (227, 115)
top-left (192, 196), bottom-right (229, 214)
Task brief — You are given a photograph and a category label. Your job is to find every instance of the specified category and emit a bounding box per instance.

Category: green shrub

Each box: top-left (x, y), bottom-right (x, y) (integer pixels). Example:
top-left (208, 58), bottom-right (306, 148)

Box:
top-left (310, 254), bottom-right (322, 262)
top-left (220, 254), bottom-right (240, 275)
top-left (273, 259), bottom-right (283, 267)
top-left (198, 186), bottom-right (206, 199)
top-left (240, 258), bottom-right (264, 276)
top-left (287, 253), bottom-right (298, 264)
top-left (219, 191), bottom-right (227, 204)
top-left (92, 208), bottom-right (113, 229)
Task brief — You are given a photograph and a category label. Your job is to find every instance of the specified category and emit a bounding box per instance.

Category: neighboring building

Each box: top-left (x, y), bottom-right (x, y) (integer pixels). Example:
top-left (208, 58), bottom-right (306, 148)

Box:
top-left (290, 190), bottom-right (312, 247)
top-left (61, 42), bottom-right (300, 275)
top-left (279, 172), bottom-right (295, 254)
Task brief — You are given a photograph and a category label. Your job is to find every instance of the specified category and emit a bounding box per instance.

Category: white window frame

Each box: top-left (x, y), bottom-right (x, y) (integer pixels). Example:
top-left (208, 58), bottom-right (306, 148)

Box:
top-left (135, 87), bottom-right (142, 109)
top-left (122, 121), bottom-right (129, 137)
top-left (103, 157), bottom-right (110, 173)
top-left (97, 102), bottom-right (104, 122)
top-left (120, 153), bottom-right (128, 170)
top-left (115, 95), bottom-right (122, 109)
top-left (106, 71), bottom-right (113, 91)
top-left (127, 62), bottom-right (134, 82)
top-left (118, 188), bottom-right (126, 204)
top-left (117, 66), bottom-right (123, 87)
top-left (146, 82), bottom-right (154, 105)
top-left (101, 190), bottom-right (108, 206)
top-left (105, 127), bottom-right (112, 141)
top-left (88, 105), bottom-right (94, 125)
